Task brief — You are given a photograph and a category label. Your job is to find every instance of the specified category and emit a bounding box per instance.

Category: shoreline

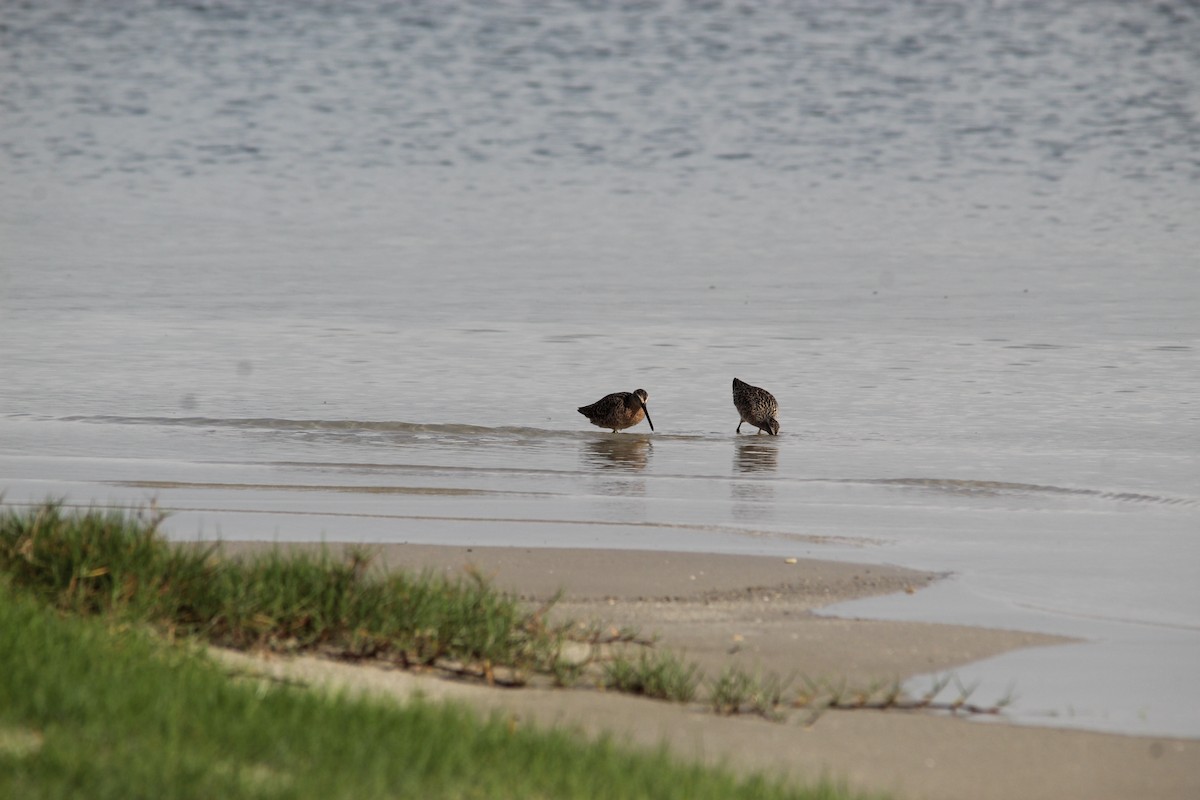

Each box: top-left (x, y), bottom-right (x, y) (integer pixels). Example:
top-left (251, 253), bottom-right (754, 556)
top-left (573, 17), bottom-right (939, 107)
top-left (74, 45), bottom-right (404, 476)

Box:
top-left (212, 541), bottom-right (1199, 800)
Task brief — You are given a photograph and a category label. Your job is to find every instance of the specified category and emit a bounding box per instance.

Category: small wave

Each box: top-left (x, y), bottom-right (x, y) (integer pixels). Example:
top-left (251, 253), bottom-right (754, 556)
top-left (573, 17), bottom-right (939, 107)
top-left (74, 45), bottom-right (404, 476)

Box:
top-left (1013, 601), bottom-right (1200, 633)
top-left (58, 415), bottom-right (709, 442)
top-left (60, 415), bottom-right (577, 439)
top-left (109, 480), bottom-right (545, 497)
top-left (864, 478), bottom-right (1197, 507)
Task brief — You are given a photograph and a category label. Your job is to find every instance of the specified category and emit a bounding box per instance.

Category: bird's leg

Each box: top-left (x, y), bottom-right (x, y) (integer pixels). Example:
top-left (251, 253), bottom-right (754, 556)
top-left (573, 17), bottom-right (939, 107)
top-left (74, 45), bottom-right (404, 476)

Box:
top-left (736, 421), bottom-right (743, 433)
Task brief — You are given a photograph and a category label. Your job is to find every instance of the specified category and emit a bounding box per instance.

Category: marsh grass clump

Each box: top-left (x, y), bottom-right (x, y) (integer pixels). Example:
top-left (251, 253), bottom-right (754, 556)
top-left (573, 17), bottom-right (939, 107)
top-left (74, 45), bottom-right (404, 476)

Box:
top-left (197, 550), bottom-right (552, 673)
top-left (0, 502), bottom-right (213, 618)
top-left (708, 667), bottom-right (792, 719)
top-left (709, 666), bottom-right (756, 714)
top-left (601, 650), bottom-right (702, 703)
top-left (0, 502), bottom-right (565, 681)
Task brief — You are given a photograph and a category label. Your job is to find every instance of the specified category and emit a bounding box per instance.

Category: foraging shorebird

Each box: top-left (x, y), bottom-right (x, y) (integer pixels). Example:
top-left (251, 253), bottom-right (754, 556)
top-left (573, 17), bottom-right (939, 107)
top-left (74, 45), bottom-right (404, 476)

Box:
top-left (578, 389), bottom-right (654, 433)
top-left (732, 378), bottom-right (779, 435)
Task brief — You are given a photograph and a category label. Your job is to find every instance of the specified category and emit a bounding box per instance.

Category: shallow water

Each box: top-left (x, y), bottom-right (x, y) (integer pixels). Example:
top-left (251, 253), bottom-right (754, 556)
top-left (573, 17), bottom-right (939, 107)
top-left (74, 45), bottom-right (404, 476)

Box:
top-left (2, 0), bottom-right (1199, 737)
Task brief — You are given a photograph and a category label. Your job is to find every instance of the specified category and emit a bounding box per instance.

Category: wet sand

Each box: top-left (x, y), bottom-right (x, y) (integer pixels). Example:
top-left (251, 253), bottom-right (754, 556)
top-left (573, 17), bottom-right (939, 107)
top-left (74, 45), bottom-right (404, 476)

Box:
top-left (212, 543), bottom-right (1200, 800)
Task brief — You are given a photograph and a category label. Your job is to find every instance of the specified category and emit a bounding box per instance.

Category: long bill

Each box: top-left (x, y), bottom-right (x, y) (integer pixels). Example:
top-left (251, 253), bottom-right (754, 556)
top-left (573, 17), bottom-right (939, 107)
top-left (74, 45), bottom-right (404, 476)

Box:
top-left (642, 406), bottom-right (654, 431)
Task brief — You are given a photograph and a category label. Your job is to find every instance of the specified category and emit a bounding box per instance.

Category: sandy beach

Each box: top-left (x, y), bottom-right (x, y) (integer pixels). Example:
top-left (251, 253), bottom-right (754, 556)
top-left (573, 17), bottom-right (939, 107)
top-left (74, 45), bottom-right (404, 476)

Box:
top-left (213, 543), bottom-right (1199, 800)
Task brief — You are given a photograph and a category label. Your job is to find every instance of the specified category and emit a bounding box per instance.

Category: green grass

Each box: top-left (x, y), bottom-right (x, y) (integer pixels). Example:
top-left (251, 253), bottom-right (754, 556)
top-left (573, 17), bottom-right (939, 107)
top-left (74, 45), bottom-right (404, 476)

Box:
top-left (0, 583), bottom-right (869, 800)
top-left (0, 502), bottom-right (564, 681)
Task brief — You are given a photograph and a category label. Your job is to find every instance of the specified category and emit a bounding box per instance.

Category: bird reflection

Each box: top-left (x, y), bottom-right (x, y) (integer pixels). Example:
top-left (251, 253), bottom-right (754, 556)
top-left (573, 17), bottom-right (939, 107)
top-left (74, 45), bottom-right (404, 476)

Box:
top-left (734, 438), bottom-right (779, 474)
top-left (732, 438), bottom-right (777, 520)
top-left (583, 435), bottom-right (651, 472)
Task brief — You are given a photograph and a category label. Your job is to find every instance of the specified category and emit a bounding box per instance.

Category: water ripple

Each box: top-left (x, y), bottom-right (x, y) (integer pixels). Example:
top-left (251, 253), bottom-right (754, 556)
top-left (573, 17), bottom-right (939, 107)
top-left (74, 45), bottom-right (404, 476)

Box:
top-left (862, 477), bottom-right (1197, 507)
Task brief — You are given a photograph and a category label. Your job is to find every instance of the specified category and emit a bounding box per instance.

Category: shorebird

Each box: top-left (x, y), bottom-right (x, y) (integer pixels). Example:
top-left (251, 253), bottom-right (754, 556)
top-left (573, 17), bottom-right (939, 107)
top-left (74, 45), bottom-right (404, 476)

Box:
top-left (732, 378), bottom-right (779, 435)
top-left (578, 389), bottom-right (654, 433)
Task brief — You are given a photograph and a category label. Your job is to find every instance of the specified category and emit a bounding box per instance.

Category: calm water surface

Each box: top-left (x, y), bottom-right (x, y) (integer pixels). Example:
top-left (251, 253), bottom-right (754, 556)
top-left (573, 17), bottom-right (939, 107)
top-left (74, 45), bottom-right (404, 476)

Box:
top-left (2, 0), bottom-right (1199, 737)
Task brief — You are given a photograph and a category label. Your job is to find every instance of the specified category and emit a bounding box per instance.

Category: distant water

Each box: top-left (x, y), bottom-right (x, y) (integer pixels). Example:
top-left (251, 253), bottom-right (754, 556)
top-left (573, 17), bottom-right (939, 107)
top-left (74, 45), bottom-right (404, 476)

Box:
top-left (2, 1), bottom-right (1198, 738)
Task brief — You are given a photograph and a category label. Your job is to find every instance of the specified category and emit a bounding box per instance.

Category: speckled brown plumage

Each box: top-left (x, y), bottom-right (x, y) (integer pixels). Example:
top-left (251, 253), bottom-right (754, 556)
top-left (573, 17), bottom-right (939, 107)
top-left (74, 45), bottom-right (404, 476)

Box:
top-left (732, 378), bottom-right (779, 435)
top-left (578, 389), bottom-right (654, 433)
